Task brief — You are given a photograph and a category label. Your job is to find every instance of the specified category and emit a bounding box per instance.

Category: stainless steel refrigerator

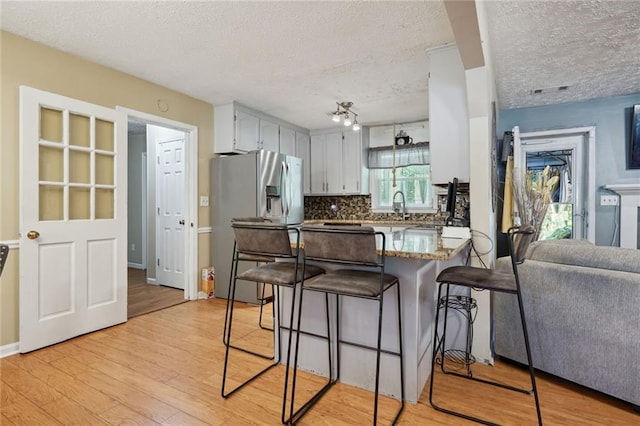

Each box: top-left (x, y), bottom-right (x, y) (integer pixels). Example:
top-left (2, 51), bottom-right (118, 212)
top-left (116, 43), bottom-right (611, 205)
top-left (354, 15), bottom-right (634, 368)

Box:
top-left (210, 150), bottom-right (303, 304)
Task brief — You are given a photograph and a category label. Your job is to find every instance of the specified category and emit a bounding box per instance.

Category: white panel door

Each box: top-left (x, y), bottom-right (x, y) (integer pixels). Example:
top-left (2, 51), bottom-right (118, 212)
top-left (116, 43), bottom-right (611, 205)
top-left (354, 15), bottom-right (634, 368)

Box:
top-left (156, 136), bottom-right (186, 289)
top-left (19, 86), bottom-right (127, 353)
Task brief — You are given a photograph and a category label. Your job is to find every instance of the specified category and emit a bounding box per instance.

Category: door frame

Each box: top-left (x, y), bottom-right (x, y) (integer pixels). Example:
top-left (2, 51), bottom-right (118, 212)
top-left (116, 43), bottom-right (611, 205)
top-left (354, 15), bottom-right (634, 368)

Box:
top-left (513, 125), bottom-right (596, 243)
top-left (118, 107), bottom-right (199, 300)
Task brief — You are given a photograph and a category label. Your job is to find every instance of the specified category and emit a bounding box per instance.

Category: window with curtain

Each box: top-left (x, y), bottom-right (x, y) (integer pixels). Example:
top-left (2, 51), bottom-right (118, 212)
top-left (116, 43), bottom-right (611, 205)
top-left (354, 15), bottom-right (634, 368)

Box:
top-left (368, 142), bottom-right (434, 211)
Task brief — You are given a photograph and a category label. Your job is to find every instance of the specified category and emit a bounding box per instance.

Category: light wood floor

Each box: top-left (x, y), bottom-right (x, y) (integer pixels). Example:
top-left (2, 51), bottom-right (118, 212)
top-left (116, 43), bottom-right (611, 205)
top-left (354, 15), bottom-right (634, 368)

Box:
top-left (127, 268), bottom-right (187, 318)
top-left (1, 298), bottom-right (637, 425)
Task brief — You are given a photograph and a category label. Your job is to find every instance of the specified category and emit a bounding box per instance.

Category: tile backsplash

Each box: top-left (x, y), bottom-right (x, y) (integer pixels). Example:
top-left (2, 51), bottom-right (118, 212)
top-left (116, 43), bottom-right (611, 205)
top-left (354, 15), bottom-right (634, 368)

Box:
top-left (304, 194), bottom-right (446, 223)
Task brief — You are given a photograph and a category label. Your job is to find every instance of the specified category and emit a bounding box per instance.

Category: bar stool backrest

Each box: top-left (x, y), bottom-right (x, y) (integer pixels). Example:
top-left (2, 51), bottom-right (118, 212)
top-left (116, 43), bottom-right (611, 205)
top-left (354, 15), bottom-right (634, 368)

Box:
top-left (232, 219), bottom-right (295, 259)
top-left (301, 225), bottom-right (379, 266)
top-left (0, 244), bottom-right (8, 277)
top-left (508, 224), bottom-right (536, 267)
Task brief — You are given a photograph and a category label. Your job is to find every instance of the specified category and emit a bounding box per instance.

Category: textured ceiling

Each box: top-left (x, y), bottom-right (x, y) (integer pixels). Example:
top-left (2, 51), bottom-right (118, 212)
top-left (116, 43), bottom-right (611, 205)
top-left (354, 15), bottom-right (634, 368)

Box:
top-left (484, 0), bottom-right (640, 109)
top-left (1, 1), bottom-right (639, 130)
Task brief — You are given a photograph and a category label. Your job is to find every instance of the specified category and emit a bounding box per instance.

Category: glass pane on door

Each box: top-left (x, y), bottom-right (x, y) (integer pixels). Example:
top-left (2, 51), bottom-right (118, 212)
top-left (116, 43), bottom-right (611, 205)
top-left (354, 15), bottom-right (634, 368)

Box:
top-left (96, 188), bottom-right (114, 219)
top-left (69, 150), bottom-right (90, 184)
top-left (39, 185), bottom-right (63, 221)
top-left (526, 149), bottom-right (574, 240)
top-left (40, 107), bottom-right (62, 143)
top-left (539, 203), bottom-right (573, 240)
top-left (38, 103), bottom-right (117, 222)
top-left (69, 113), bottom-right (90, 147)
top-left (69, 187), bottom-right (90, 220)
top-left (39, 146), bottom-right (64, 182)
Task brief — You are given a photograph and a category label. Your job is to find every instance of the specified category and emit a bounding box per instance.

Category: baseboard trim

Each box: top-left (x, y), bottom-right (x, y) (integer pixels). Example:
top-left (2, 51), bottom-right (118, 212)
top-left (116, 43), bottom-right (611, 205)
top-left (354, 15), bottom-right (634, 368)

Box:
top-left (146, 277), bottom-right (158, 285)
top-left (127, 262), bottom-right (145, 269)
top-left (0, 342), bottom-right (20, 358)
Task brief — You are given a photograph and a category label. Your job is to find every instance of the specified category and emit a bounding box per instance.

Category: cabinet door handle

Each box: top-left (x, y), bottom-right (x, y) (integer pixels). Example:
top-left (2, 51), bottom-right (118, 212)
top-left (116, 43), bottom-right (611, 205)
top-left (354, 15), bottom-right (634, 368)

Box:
top-left (357, 181), bottom-right (359, 191)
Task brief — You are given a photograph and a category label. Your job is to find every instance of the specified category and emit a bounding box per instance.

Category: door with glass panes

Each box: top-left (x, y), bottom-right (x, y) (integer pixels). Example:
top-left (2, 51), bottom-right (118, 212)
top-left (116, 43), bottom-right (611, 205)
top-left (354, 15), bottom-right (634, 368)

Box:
top-left (19, 86), bottom-right (127, 353)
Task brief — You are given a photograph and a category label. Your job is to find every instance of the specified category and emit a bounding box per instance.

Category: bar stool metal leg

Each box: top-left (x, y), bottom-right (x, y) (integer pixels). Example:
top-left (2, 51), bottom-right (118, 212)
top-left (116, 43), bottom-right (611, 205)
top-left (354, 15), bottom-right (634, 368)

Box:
top-left (222, 243), bottom-right (276, 360)
top-left (221, 267), bottom-right (279, 399)
top-left (287, 280), bottom-right (336, 424)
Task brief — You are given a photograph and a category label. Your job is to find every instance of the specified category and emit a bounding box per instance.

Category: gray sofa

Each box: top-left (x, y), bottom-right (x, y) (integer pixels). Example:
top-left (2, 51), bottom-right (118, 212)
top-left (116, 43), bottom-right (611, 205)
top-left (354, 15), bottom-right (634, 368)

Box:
top-left (494, 239), bottom-right (640, 407)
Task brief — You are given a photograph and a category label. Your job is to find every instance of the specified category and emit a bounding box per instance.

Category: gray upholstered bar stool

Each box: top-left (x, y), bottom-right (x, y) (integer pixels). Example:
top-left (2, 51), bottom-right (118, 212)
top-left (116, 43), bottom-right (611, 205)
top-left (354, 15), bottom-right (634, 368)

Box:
top-left (429, 225), bottom-right (542, 425)
top-left (0, 244), bottom-right (9, 277)
top-left (220, 219), bottom-right (325, 425)
top-left (221, 218), bottom-right (276, 359)
top-left (290, 225), bottom-right (405, 425)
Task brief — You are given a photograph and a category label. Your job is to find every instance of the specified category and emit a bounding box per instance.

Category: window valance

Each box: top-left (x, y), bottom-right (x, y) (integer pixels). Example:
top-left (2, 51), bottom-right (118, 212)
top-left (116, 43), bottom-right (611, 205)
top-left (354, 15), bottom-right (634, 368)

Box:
top-left (367, 141), bottom-right (429, 169)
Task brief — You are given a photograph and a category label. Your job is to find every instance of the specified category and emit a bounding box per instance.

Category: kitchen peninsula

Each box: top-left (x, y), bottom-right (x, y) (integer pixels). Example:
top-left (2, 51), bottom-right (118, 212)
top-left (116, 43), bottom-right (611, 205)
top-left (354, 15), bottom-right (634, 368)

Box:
top-left (280, 224), bottom-right (470, 404)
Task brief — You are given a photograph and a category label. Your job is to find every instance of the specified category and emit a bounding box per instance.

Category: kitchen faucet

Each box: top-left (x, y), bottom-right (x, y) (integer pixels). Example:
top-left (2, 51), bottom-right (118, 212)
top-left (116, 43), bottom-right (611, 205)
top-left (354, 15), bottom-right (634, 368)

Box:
top-left (392, 190), bottom-right (408, 221)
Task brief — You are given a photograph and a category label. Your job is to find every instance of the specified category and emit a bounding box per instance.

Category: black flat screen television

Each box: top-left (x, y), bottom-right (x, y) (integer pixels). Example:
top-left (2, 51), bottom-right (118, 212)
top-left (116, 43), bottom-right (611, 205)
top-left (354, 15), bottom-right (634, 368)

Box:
top-left (630, 104), bottom-right (640, 169)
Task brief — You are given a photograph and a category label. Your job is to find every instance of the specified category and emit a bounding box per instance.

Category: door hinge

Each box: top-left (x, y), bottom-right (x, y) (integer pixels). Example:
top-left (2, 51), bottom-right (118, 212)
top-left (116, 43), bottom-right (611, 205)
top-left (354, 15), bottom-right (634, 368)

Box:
top-left (157, 207), bottom-right (160, 215)
top-left (157, 258), bottom-right (160, 266)
top-left (157, 156), bottom-right (160, 164)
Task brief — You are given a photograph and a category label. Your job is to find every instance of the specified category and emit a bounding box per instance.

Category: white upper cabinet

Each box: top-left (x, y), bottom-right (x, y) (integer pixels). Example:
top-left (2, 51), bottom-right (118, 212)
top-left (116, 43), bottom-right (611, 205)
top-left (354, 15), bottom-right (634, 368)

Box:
top-left (260, 119), bottom-right (280, 152)
top-left (279, 126), bottom-right (296, 156)
top-left (295, 132), bottom-right (311, 195)
top-left (343, 130), bottom-right (367, 194)
top-left (427, 45), bottom-right (469, 184)
top-left (235, 110), bottom-right (260, 152)
top-left (214, 101), bottom-right (309, 154)
top-left (309, 128), bottom-right (369, 195)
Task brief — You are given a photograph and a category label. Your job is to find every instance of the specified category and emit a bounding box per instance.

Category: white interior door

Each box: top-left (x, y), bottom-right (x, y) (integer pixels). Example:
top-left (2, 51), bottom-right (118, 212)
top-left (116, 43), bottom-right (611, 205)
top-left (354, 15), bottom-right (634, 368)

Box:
top-left (19, 86), bottom-right (127, 353)
top-left (155, 133), bottom-right (186, 289)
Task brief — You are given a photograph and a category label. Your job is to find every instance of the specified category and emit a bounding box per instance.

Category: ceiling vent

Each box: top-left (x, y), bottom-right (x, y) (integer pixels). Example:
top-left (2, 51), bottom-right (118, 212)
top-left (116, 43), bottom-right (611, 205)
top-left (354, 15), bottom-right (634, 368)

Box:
top-left (530, 85), bottom-right (571, 95)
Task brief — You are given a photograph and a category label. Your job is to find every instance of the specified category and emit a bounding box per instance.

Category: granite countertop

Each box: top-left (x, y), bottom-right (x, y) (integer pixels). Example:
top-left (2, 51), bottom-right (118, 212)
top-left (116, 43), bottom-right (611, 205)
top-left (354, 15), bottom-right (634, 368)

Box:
top-left (301, 220), bottom-right (469, 261)
top-left (304, 219), bottom-right (441, 227)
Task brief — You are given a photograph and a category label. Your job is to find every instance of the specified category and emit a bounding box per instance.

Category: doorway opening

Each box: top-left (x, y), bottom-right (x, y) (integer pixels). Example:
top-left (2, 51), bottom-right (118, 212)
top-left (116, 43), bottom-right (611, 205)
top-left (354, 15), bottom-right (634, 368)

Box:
top-left (121, 108), bottom-right (199, 317)
top-left (513, 126), bottom-right (596, 242)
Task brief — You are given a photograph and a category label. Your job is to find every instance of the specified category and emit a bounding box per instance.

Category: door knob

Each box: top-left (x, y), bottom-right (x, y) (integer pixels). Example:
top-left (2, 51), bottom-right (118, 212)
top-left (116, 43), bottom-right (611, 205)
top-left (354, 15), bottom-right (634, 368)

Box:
top-left (27, 230), bottom-right (40, 240)
top-left (179, 220), bottom-right (185, 225)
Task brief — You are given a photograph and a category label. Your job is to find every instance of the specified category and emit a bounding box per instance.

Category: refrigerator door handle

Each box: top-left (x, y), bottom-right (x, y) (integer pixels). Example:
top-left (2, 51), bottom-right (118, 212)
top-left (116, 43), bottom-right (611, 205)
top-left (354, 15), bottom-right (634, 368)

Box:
top-left (280, 161), bottom-right (287, 217)
top-left (285, 162), bottom-right (290, 216)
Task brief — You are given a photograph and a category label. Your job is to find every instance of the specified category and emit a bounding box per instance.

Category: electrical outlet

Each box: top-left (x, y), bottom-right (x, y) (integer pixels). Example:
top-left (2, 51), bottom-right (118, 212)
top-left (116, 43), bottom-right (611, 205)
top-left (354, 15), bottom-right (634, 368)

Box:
top-left (200, 196), bottom-right (209, 207)
top-left (600, 195), bottom-right (619, 206)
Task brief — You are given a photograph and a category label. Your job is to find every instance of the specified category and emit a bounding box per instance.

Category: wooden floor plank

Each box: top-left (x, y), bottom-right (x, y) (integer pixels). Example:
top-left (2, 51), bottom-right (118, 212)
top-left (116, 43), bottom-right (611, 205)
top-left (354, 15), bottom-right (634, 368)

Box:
top-left (50, 355), bottom-right (180, 423)
top-left (99, 403), bottom-right (162, 426)
top-left (6, 354), bottom-right (119, 415)
top-left (2, 297), bottom-right (638, 425)
top-left (127, 268), bottom-right (186, 318)
top-left (41, 396), bottom-right (110, 425)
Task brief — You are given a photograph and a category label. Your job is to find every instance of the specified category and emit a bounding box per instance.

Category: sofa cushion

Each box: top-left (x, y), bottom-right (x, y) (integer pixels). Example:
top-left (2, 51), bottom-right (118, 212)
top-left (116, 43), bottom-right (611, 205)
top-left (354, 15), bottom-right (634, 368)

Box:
top-left (526, 240), bottom-right (640, 274)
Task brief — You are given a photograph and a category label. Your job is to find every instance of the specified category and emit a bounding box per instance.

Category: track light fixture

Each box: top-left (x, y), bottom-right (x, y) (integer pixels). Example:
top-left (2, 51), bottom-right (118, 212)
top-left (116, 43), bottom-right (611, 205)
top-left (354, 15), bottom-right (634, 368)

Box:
top-left (330, 101), bottom-right (360, 131)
